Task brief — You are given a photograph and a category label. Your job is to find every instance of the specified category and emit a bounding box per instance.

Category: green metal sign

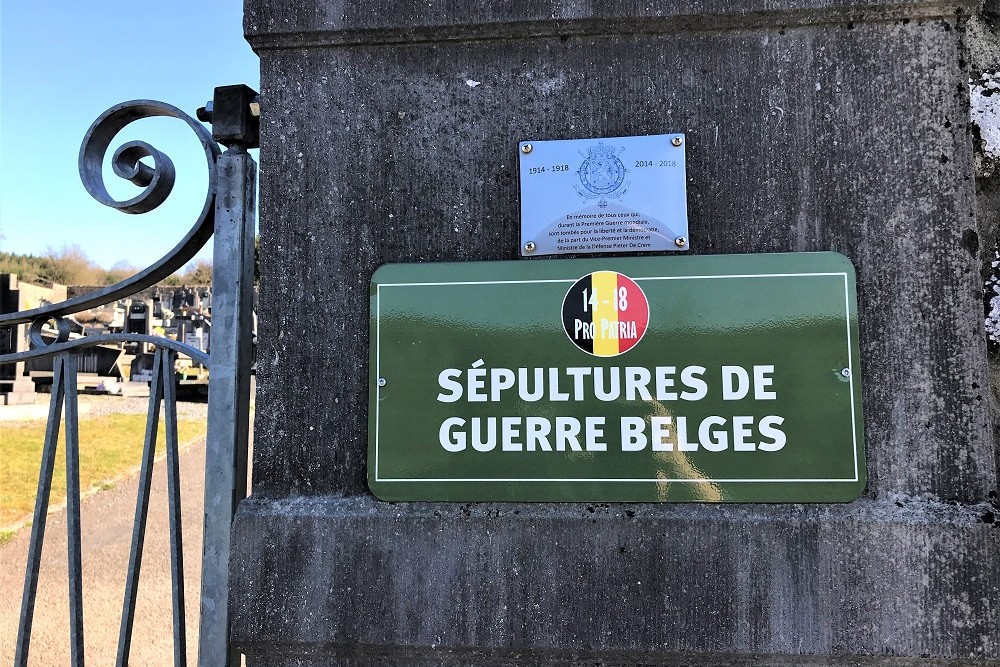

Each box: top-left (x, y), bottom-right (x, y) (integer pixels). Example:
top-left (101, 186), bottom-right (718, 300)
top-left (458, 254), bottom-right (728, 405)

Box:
top-left (368, 253), bottom-right (865, 502)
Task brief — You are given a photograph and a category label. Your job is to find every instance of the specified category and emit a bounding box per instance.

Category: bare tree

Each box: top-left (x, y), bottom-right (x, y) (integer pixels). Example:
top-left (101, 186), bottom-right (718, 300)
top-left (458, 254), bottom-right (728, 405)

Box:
top-left (43, 244), bottom-right (102, 285)
top-left (183, 259), bottom-right (213, 285)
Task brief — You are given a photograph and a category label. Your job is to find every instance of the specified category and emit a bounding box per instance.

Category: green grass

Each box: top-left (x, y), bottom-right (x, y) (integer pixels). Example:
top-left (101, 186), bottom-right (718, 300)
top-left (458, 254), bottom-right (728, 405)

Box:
top-left (0, 414), bottom-right (205, 528)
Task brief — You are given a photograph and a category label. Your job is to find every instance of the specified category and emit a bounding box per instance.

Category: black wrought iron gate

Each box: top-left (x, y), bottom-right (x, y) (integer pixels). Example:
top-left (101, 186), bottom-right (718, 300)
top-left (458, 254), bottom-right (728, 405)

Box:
top-left (0, 85), bottom-right (259, 667)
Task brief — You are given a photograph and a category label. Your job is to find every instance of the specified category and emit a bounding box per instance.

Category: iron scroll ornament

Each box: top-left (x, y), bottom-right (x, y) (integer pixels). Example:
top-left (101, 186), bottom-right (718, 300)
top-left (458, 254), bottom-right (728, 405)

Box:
top-left (0, 100), bottom-right (221, 365)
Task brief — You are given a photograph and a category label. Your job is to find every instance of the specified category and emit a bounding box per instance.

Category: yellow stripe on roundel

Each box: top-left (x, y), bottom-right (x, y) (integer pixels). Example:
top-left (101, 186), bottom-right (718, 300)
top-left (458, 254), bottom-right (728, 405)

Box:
top-left (591, 271), bottom-right (620, 357)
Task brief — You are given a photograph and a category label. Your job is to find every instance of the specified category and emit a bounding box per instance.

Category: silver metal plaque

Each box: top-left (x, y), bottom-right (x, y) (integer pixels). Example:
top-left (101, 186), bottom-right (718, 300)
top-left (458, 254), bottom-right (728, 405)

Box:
top-left (518, 134), bottom-right (689, 256)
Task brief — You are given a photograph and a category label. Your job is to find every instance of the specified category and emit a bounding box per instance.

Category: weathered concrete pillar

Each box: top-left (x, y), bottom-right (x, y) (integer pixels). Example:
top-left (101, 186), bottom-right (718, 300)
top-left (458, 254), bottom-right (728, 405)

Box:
top-left (235, 2), bottom-right (999, 664)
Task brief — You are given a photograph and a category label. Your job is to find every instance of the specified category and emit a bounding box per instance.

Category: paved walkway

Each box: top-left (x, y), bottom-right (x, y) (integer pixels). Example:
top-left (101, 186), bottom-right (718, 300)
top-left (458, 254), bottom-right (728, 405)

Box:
top-left (0, 431), bottom-right (210, 665)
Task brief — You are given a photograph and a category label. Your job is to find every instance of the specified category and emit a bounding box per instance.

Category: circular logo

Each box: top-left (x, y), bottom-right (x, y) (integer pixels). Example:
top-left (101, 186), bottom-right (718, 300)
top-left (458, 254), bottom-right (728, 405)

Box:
top-left (578, 153), bottom-right (626, 195)
top-left (562, 271), bottom-right (649, 357)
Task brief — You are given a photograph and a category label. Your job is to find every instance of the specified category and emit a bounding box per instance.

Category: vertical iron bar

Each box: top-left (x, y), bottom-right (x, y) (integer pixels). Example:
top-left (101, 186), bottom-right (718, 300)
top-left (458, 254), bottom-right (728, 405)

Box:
top-left (198, 145), bottom-right (256, 667)
top-left (162, 349), bottom-right (188, 667)
top-left (14, 355), bottom-right (65, 667)
top-left (63, 353), bottom-right (85, 666)
top-left (116, 347), bottom-right (165, 666)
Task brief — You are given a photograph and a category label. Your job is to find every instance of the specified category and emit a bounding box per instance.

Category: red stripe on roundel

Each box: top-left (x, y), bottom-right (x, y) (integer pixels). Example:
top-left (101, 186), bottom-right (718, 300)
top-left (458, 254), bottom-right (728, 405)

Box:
top-left (616, 273), bottom-right (649, 354)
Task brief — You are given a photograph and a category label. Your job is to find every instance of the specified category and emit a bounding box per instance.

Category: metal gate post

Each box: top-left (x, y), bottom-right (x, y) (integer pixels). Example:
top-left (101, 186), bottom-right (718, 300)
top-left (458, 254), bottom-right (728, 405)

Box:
top-left (198, 85), bottom-right (259, 667)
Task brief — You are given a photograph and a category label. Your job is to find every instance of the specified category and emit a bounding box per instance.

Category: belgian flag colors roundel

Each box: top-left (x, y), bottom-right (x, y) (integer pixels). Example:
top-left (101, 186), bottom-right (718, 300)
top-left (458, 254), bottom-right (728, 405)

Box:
top-left (562, 271), bottom-right (650, 357)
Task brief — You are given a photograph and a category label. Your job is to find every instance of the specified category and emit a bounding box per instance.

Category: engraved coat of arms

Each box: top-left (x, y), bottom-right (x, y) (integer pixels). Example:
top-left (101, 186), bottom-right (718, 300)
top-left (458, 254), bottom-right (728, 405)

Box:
top-left (575, 142), bottom-right (630, 206)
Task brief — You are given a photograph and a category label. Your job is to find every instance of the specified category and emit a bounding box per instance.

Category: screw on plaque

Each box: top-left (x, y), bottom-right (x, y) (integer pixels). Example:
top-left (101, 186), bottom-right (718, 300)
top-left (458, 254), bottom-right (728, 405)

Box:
top-left (521, 144), bottom-right (533, 154)
top-left (671, 136), bottom-right (683, 147)
top-left (840, 368), bottom-right (851, 378)
top-left (524, 241), bottom-right (537, 253)
top-left (377, 377), bottom-right (387, 387)
top-left (674, 237), bottom-right (687, 247)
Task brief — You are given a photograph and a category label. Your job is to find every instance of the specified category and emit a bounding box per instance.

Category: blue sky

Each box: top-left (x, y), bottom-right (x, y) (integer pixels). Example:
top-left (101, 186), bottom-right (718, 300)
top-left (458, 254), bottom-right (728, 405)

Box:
top-left (0, 0), bottom-right (260, 269)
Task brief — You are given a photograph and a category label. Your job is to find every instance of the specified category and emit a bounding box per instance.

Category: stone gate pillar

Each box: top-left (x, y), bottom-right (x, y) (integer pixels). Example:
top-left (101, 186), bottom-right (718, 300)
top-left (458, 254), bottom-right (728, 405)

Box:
top-left (234, 2), bottom-right (1000, 664)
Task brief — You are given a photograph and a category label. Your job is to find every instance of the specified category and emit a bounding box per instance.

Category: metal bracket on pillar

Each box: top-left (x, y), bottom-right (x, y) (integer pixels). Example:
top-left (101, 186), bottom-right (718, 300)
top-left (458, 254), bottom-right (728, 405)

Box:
top-left (197, 84), bottom-right (260, 150)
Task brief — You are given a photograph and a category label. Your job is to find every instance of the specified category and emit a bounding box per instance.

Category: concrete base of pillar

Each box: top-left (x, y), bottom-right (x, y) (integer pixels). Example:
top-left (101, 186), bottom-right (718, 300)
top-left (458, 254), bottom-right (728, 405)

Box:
top-left (231, 496), bottom-right (999, 665)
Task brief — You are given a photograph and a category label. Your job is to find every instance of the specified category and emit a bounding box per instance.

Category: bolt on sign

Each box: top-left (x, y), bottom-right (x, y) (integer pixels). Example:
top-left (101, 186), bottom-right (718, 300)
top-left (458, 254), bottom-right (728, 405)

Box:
top-left (368, 253), bottom-right (865, 502)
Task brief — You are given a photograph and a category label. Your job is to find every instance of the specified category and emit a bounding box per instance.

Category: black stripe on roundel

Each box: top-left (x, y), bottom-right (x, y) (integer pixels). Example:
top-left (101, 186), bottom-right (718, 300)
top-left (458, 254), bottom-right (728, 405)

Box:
top-left (562, 274), bottom-right (594, 354)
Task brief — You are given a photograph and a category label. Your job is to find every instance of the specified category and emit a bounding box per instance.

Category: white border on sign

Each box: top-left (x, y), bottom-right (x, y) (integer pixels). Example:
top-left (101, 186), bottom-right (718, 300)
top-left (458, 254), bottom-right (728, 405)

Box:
top-left (373, 272), bottom-right (859, 484)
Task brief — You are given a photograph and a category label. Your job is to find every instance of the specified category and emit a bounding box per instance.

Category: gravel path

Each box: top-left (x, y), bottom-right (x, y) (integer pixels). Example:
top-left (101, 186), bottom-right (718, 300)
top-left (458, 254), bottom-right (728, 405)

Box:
top-left (0, 391), bottom-right (209, 423)
top-left (73, 393), bottom-right (210, 420)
